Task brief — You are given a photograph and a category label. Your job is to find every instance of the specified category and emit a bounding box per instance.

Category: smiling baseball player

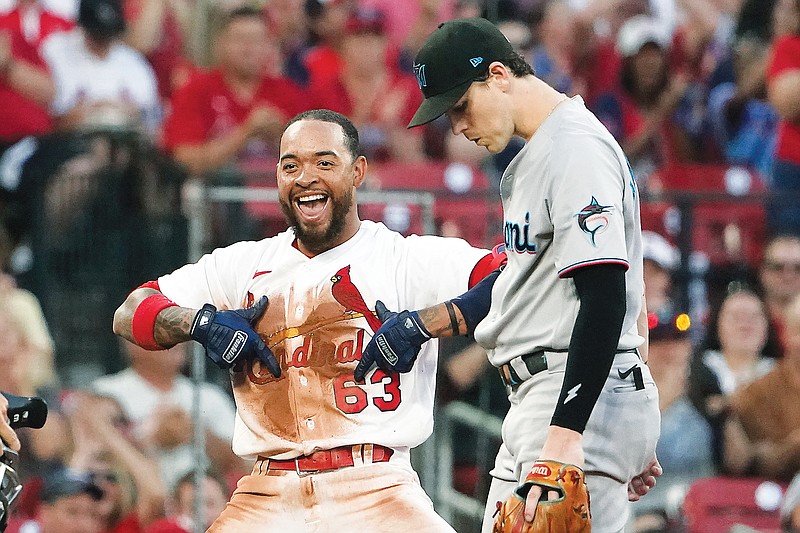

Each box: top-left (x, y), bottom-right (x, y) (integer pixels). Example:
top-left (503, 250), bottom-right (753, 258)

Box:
top-left (356, 18), bottom-right (662, 533)
top-left (113, 109), bottom-right (503, 532)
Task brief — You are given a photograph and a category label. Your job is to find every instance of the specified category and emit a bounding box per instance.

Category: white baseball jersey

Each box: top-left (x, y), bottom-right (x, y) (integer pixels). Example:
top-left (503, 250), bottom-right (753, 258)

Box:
top-left (474, 96), bottom-right (644, 366)
top-left (158, 220), bottom-right (488, 460)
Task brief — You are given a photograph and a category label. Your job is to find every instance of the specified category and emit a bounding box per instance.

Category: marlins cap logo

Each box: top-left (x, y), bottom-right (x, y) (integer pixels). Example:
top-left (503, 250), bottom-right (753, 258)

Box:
top-left (576, 196), bottom-right (613, 246)
top-left (413, 63), bottom-right (426, 89)
top-left (469, 57), bottom-right (483, 67)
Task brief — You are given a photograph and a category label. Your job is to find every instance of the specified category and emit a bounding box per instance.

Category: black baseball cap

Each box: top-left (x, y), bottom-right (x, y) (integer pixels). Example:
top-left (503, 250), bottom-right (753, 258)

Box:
top-left (78, 0), bottom-right (126, 39)
top-left (40, 469), bottom-right (104, 504)
top-left (408, 18), bottom-right (515, 128)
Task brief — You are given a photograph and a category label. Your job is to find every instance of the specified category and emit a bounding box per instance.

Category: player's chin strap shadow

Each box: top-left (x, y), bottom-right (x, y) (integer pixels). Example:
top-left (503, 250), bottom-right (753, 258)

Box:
top-left (0, 445), bottom-right (22, 533)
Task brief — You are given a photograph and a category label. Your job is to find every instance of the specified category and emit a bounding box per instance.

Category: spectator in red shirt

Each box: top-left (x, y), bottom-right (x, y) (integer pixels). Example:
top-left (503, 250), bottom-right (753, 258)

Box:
top-left (0, 0), bottom-right (71, 149)
top-left (302, 0), bottom-right (354, 87)
top-left (124, 0), bottom-right (194, 99)
top-left (307, 7), bottom-right (424, 162)
top-left (162, 6), bottom-right (307, 177)
top-left (767, 0), bottom-right (800, 234)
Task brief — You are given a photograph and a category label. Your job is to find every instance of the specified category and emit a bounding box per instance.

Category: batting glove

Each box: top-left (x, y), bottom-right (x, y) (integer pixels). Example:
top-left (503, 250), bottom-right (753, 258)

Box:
top-left (190, 295), bottom-right (281, 377)
top-left (354, 300), bottom-right (431, 381)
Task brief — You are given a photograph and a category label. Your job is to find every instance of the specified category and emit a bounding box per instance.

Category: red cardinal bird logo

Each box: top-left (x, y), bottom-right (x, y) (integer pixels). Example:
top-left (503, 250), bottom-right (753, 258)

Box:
top-left (331, 265), bottom-right (382, 333)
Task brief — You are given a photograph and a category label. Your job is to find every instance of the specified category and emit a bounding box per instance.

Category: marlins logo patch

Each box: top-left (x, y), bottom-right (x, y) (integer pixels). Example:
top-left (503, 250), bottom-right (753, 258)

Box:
top-left (576, 196), bottom-right (613, 246)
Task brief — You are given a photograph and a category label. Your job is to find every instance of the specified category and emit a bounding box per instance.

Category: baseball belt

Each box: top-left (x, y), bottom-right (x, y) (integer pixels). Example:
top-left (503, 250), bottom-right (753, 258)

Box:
top-left (255, 444), bottom-right (394, 476)
top-left (498, 348), bottom-right (640, 388)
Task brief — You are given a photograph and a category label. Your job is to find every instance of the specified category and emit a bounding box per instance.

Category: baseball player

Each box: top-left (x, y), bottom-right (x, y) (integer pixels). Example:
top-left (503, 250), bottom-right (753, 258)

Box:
top-left (356, 18), bottom-right (662, 533)
top-left (112, 109), bottom-right (504, 531)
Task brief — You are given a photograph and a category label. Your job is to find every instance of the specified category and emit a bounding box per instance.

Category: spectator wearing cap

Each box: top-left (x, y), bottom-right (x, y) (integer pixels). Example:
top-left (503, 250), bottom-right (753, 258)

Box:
top-left (642, 230), bottom-right (680, 317)
top-left (0, 0), bottom-right (71, 150)
top-left (592, 14), bottom-right (704, 190)
top-left (162, 6), bottom-right (307, 177)
top-left (40, 0), bottom-right (161, 133)
top-left (688, 285), bottom-right (780, 472)
top-left (630, 308), bottom-right (713, 532)
top-left (723, 292), bottom-right (800, 481)
top-left (6, 468), bottom-right (104, 533)
top-left (307, 7), bottom-right (425, 162)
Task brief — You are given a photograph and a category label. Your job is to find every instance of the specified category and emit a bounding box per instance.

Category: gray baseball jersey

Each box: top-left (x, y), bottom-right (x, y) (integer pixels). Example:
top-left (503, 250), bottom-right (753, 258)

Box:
top-left (474, 96), bottom-right (645, 367)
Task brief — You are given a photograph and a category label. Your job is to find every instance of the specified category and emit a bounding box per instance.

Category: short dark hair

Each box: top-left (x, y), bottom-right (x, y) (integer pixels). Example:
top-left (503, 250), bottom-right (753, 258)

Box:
top-left (473, 49), bottom-right (535, 82)
top-left (284, 109), bottom-right (362, 161)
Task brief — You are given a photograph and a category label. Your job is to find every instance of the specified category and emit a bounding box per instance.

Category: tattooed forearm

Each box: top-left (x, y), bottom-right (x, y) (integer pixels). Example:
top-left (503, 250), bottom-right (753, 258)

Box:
top-left (112, 287), bottom-right (195, 347)
top-left (153, 306), bottom-right (194, 346)
top-left (418, 303), bottom-right (467, 338)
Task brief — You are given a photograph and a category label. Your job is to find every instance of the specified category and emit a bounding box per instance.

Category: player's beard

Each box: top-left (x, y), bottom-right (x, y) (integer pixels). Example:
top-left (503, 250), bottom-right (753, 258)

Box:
top-left (280, 188), bottom-right (353, 254)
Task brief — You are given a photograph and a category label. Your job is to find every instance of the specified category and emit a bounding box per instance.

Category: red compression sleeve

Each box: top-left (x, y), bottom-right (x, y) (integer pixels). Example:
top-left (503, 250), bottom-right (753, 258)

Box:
top-left (131, 294), bottom-right (178, 351)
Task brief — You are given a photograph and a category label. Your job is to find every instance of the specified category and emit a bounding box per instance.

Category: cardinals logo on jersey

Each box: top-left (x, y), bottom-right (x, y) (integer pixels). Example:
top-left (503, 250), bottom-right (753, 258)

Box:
top-left (331, 266), bottom-right (382, 333)
top-left (576, 196), bottom-right (613, 246)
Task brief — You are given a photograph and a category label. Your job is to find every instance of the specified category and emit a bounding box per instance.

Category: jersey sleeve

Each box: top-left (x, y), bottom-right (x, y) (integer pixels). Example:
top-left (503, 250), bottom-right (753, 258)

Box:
top-left (400, 235), bottom-right (490, 308)
top-left (157, 240), bottom-right (264, 310)
top-left (549, 132), bottom-right (630, 278)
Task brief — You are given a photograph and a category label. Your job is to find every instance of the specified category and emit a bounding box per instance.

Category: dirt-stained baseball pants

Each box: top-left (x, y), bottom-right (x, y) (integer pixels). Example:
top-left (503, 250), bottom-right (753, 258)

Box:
top-left (481, 351), bottom-right (661, 533)
top-left (208, 458), bottom-right (455, 532)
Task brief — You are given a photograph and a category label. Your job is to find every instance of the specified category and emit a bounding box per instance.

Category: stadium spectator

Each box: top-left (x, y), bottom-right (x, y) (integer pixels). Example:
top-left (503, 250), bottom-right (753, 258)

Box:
top-left (142, 470), bottom-right (228, 533)
top-left (688, 285), bottom-right (780, 471)
top-left (758, 234), bottom-right (800, 349)
top-left (0, 0), bottom-right (70, 148)
top-left (162, 6), bottom-right (306, 176)
top-left (92, 341), bottom-right (243, 490)
top-left (307, 7), bottom-right (424, 162)
top-left (642, 230), bottom-right (680, 316)
top-left (0, 288), bottom-right (70, 487)
top-left (630, 308), bottom-right (713, 532)
top-left (529, 1), bottom-right (585, 97)
top-left (707, 33), bottom-right (778, 178)
top-left (41, 0), bottom-right (161, 133)
top-left (6, 468), bottom-right (105, 533)
top-left (593, 14), bottom-right (704, 189)
top-left (65, 391), bottom-right (166, 532)
top-left (262, 0), bottom-right (309, 85)
top-left (301, 0), bottom-right (353, 87)
top-left (724, 293), bottom-right (800, 480)
top-left (766, 0), bottom-right (800, 235)
top-left (124, 0), bottom-right (194, 99)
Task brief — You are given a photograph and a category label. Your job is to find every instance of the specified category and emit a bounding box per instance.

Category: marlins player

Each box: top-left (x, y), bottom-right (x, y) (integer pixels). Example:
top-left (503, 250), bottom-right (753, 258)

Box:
top-left (112, 109), bottom-right (504, 532)
top-left (356, 18), bottom-right (662, 533)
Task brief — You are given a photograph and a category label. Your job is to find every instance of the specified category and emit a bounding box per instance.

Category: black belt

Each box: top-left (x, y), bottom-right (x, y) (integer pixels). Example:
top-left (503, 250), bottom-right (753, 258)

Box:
top-left (498, 349), bottom-right (639, 387)
top-left (498, 352), bottom-right (549, 387)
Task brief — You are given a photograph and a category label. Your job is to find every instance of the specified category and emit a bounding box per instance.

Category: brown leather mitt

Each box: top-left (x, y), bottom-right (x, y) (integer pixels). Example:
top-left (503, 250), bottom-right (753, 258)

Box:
top-left (492, 460), bottom-right (591, 533)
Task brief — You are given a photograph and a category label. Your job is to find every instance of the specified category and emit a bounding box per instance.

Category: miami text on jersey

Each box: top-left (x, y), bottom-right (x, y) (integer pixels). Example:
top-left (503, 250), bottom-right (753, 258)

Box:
top-left (504, 212), bottom-right (537, 254)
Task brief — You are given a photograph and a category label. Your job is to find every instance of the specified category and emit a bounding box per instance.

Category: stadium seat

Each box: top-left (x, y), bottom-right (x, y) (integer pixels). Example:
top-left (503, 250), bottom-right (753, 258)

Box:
top-left (644, 165), bottom-right (767, 267)
top-left (682, 476), bottom-right (787, 533)
top-left (369, 161), bottom-right (491, 193)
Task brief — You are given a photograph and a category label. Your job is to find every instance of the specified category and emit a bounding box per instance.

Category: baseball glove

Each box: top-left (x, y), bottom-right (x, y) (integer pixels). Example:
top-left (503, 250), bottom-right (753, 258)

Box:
top-left (492, 460), bottom-right (591, 533)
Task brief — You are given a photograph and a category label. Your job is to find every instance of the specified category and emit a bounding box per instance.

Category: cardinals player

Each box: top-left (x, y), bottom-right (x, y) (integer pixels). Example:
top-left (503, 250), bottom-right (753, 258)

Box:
top-left (112, 109), bottom-right (505, 532)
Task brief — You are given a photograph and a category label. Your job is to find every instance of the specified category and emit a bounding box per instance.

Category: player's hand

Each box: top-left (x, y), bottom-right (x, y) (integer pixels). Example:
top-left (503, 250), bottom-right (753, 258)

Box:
top-left (0, 393), bottom-right (20, 452)
top-left (627, 455), bottom-right (662, 502)
top-left (190, 295), bottom-right (281, 377)
top-left (523, 427), bottom-right (584, 522)
top-left (354, 301), bottom-right (431, 381)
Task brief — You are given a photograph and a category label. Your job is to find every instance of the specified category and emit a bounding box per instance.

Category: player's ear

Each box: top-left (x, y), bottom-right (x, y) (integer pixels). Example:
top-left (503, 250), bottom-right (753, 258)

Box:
top-left (352, 155), bottom-right (367, 188)
top-left (488, 61), bottom-right (511, 91)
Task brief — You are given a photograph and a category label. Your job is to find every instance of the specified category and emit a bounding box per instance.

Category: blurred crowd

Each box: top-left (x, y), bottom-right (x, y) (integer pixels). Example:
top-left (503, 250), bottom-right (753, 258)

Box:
top-left (0, 0), bottom-right (799, 531)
